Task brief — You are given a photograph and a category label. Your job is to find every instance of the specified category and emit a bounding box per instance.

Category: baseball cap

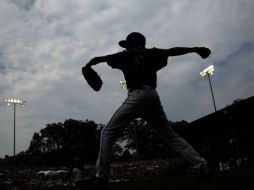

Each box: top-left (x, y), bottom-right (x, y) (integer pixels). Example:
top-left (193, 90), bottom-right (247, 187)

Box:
top-left (119, 32), bottom-right (146, 48)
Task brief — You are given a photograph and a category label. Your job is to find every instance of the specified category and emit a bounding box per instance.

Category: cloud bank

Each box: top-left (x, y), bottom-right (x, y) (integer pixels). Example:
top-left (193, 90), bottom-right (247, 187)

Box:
top-left (0, 0), bottom-right (254, 157)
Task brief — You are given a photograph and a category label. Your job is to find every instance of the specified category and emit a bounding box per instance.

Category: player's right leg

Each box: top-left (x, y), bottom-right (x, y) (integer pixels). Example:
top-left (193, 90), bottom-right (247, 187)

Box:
top-left (92, 90), bottom-right (143, 188)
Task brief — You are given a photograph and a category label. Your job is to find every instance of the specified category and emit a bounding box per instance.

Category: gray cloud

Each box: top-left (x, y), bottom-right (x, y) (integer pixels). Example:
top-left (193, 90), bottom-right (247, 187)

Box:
top-left (0, 56), bottom-right (6, 75)
top-left (0, 0), bottom-right (254, 158)
top-left (10, 0), bottom-right (37, 11)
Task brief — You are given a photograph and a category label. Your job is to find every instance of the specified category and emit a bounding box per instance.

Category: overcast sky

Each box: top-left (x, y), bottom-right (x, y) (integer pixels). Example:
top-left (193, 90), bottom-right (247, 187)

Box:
top-left (0, 0), bottom-right (254, 158)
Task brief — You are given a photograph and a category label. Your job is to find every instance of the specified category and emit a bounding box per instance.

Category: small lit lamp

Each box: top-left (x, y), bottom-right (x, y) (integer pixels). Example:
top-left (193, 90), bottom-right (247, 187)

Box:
top-left (120, 80), bottom-right (126, 89)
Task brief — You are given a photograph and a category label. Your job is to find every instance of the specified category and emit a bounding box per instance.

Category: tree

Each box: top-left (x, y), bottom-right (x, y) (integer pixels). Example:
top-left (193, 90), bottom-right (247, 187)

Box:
top-left (121, 119), bottom-right (186, 160)
top-left (26, 119), bottom-right (103, 166)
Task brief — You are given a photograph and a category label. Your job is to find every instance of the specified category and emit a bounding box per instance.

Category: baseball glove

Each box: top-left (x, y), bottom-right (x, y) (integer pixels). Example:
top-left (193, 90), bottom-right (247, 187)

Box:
top-left (82, 66), bottom-right (103, 91)
top-left (196, 47), bottom-right (211, 59)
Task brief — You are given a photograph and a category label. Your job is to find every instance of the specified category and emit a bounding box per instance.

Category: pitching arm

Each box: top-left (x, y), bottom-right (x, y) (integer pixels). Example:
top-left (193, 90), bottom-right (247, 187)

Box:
top-left (165, 47), bottom-right (211, 59)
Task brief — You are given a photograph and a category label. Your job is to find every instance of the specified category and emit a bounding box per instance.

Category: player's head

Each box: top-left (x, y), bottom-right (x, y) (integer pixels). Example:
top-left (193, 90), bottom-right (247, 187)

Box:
top-left (119, 32), bottom-right (146, 50)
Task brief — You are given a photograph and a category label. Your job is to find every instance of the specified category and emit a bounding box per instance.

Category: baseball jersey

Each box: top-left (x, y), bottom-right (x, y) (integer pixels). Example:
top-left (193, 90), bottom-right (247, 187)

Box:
top-left (106, 48), bottom-right (168, 89)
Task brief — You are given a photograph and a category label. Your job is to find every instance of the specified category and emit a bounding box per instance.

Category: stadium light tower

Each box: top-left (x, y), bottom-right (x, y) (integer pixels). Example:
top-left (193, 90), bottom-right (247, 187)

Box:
top-left (200, 65), bottom-right (217, 112)
top-left (3, 98), bottom-right (27, 179)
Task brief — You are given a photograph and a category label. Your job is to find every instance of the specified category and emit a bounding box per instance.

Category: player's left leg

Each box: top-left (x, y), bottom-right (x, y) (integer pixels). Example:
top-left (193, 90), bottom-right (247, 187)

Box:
top-left (142, 90), bottom-right (207, 169)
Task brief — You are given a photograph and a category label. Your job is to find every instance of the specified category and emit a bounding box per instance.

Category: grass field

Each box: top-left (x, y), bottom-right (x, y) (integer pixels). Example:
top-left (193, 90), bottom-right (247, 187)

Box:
top-left (34, 167), bottom-right (254, 190)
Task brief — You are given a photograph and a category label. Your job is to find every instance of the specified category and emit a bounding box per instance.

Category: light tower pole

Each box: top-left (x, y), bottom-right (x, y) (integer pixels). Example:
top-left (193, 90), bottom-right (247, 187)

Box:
top-left (200, 65), bottom-right (217, 112)
top-left (3, 98), bottom-right (27, 180)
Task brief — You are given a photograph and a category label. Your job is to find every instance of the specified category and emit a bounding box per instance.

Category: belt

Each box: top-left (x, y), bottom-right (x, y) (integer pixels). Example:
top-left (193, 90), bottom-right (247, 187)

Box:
top-left (128, 85), bottom-right (154, 92)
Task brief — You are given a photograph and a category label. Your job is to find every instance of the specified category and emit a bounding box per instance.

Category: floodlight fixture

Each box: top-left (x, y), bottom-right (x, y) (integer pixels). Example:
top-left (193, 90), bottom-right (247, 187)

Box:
top-left (4, 98), bottom-right (27, 106)
top-left (200, 65), bottom-right (214, 79)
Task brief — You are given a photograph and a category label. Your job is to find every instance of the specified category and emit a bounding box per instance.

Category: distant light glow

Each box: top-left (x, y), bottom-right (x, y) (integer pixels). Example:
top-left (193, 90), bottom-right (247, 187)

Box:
top-left (4, 98), bottom-right (27, 106)
top-left (200, 65), bottom-right (214, 79)
top-left (120, 80), bottom-right (126, 89)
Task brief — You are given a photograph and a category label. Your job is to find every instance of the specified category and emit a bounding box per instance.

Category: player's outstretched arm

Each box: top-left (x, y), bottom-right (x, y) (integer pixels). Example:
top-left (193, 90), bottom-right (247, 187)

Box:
top-left (166, 47), bottom-right (211, 59)
top-left (85, 56), bottom-right (108, 68)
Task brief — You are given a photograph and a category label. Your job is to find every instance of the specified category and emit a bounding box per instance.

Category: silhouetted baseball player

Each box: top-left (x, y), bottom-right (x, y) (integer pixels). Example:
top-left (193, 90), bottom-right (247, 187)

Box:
top-left (84, 32), bottom-right (212, 189)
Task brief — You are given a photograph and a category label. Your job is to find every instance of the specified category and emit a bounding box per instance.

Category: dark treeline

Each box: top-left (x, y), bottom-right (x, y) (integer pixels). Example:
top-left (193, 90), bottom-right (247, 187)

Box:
top-left (5, 118), bottom-right (187, 167)
top-left (2, 97), bottom-right (253, 169)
